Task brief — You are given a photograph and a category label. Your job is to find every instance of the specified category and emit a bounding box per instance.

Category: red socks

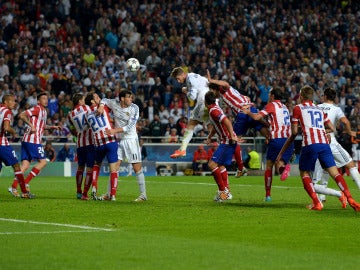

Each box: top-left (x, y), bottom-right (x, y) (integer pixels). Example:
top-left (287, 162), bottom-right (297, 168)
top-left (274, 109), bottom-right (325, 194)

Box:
top-left (234, 144), bottom-right (244, 171)
top-left (212, 167), bottom-right (225, 191)
top-left (110, 171), bottom-right (118, 196)
top-left (25, 167), bottom-right (40, 184)
top-left (302, 176), bottom-right (320, 204)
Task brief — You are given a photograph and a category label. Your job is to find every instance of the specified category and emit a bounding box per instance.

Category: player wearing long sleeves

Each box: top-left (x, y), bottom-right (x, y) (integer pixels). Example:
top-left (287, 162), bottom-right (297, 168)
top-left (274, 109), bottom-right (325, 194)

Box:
top-left (170, 67), bottom-right (209, 158)
top-left (99, 90), bottom-right (147, 201)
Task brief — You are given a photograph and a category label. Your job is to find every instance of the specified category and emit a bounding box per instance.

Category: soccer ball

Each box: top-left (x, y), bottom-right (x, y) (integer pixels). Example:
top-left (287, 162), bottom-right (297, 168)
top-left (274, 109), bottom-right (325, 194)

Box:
top-left (126, 58), bottom-right (140, 72)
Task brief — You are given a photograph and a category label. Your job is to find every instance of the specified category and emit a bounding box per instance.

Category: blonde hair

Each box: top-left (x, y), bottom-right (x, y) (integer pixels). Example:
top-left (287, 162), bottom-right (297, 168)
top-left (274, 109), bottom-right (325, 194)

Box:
top-left (170, 67), bottom-right (185, 78)
top-left (300, 85), bottom-right (314, 101)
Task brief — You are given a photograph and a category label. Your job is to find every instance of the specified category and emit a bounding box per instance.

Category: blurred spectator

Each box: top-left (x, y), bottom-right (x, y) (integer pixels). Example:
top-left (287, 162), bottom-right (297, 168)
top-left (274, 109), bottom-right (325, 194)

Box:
top-left (149, 114), bottom-right (162, 142)
top-left (164, 128), bottom-right (178, 143)
top-left (207, 142), bottom-right (218, 160)
top-left (244, 147), bottom-right (261, 170)
top-left (44, 141), bottom-right (56, 162)
top-left (56, 143), bottom-right (75, 162)
top-left (192, 145), bottom-right (209, 175)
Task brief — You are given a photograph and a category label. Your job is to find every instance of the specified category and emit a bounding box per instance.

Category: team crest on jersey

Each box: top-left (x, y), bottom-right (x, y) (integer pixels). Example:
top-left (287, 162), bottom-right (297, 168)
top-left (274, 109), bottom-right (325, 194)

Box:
top-left (126, 112), bottom-right (130, 117)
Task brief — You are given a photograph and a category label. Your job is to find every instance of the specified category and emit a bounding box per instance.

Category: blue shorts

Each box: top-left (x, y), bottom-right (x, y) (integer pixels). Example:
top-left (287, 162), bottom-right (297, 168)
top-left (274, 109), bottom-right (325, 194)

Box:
top-left (77, 145), bottom-right (95, 167)
top-left (0, 145), bottom-right (19, 166)
top-left (95, 142), bottom-right (119, 164)
top-left (299, 144), bottom-right (336, 172)
top-left (211, 143), bottom-right (237, 166)
top-left (267, 138), bottom-right (294, 163)
top-left (21, 142), bottom-right (46, 161)
top-left (233, 107), bottom-right (264, 136)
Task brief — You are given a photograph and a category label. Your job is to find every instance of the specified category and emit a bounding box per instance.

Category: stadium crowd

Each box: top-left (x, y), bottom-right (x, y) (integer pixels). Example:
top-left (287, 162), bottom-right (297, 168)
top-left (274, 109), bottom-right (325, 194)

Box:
top-left (1, 0), bottom-right (360, 144)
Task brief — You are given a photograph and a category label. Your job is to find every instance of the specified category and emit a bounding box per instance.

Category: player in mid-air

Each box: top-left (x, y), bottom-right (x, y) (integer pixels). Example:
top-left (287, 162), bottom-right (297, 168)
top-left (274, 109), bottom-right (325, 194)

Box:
top-left (276, 85), bottom-right (360, 211)
top-left (206, 70), bottom-right (270, 178)
top-left (67, 93), bottom-right (95, 200)
top-left (169, 67), bottom-right (209, 159)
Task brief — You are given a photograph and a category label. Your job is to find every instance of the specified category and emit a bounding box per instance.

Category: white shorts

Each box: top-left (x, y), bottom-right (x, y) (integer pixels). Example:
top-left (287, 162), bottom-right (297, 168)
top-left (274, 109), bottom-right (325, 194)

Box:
top-left (117, 138), bottom-right (142, 163)
top-left (352, 144), bottom-right (360, 161)
top-left (312, 142), bottom-right (351, 183)
top-left (330, 142), bottom-right (352, 167)
top-left (190, 102), bottom-right (208, 123)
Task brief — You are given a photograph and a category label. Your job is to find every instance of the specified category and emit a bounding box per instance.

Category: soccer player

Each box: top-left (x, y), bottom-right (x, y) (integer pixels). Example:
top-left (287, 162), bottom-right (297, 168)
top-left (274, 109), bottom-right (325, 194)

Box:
top-left (242, 87), bottom-right (294, 201)
top-left (169, 67), bottom-right (209, 158)
top-left (206, 70), bottom-right (269, 178)
top-left (312, 87), bottom-right (360, 205)
top-left (84, 92), bottom-right (119, 201)
top-left (204, 91), bottom-right (239, 202)
top-left (67, 93), bottom-right (95, 200)
top-left (9, 92), bottom-right (60, 196)
top-left (99, 90), bottom-right (147, 201)
top-left (0, 94), bottom-right (34, 198)
top-left (276, 85), bottom-right (360, 211)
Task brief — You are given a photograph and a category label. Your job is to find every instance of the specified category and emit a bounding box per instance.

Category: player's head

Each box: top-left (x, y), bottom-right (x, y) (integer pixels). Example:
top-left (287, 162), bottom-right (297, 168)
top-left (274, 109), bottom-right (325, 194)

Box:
top-left (85, 92), bottom-right (100, 106)
top-left (37, 92), bottom-right (49, 106)
top-left (269, 87), bottom-right (283, 101)
top-left (119, 90), bottom-right (133, 106)
top-left (72, 93), bottom-right (84, 106)
top-left (299, 85), bottom-right (314, 101)
top-left (205, 91), bottom-right (217, 107)
top-left (323, 87), bottom-right (336, 102)
top-left (170, 67), bottom-right (186, 83)
top-left (2, 94), bottom-right (16, 109)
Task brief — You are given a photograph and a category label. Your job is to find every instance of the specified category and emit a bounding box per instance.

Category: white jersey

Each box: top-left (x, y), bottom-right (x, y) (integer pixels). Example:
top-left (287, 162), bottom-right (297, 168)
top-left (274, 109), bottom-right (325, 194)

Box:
top-left (186, 73), bottom-right (209, 122)
top-left (317, 102), bottom-right (344, 144)
top-left (186, 73), bottom-right (209, 105)
top-left (101, 98), bottom-right (139, 140)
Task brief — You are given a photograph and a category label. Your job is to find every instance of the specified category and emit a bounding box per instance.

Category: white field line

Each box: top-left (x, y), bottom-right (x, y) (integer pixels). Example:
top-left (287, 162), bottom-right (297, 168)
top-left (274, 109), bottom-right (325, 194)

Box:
top-left (0, 230), bottom-right (103, 235)
top-left (0, 218), bottom-right (115, 235)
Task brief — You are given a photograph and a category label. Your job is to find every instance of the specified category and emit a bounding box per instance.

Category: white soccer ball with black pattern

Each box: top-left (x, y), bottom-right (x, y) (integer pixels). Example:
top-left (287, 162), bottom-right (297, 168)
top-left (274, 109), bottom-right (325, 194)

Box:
top-left (126, 58), bottom-right (140, 72)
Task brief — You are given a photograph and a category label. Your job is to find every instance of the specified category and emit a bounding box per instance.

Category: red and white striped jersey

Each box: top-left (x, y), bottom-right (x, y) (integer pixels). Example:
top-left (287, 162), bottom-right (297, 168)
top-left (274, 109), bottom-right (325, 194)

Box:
top-left (219, 86), bottom-right (252, 114)
top-left (292, 101), bottom-right (330, 146)
top-left (259, 100), bottom-right (291, 139)
top-left (67, 104), bottom-right (93, 148)
top-left (208, 103), bottom-right (236, 144)
top-left (84, 105), bottom-right (116, 147)
top-left (22, 105), bottom-right (47, 144)
top-left (0, 105), bottom-right (13, 146)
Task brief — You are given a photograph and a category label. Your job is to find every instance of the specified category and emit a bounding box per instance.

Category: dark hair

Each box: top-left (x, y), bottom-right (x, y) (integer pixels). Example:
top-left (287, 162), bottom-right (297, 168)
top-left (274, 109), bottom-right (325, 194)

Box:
top-left (37, 92), bottom-right (48, 100)
top-left (119, 89), bottom-right (133, 99)
top-left (270, 87), bottom-right (283, 100)
top-left (323, 87), bottom-right (337, 101)
top-left (85, 93), bottom-right (95, 106)
top-left (208, 83), bottom-right (220, 91)
top-left (72, 93), bottom-right (84, 105)
top-left (205, 91), bottom-right (217, 106)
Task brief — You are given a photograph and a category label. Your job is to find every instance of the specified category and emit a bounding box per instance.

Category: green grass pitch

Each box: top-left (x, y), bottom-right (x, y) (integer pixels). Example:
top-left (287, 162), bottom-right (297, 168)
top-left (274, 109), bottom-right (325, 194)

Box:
top-left (0, 174), bottom-right (359, 270)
